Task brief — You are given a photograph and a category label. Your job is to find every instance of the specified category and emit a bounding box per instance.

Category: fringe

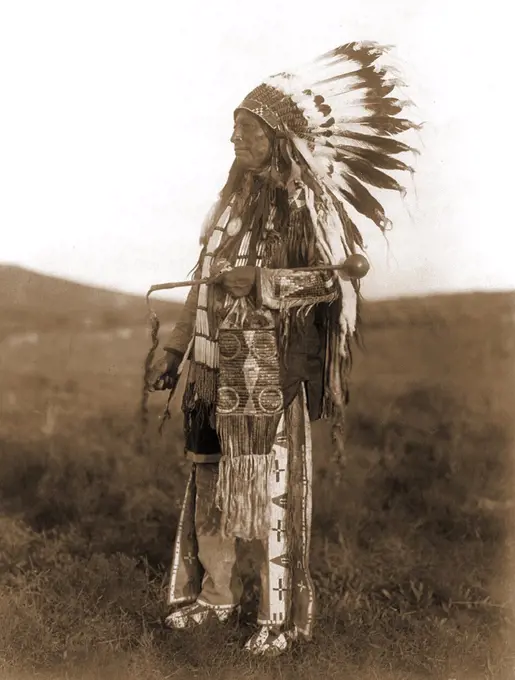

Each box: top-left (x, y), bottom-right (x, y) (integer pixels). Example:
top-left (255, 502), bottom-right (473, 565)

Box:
top-left (189, 364), bottom-right (218, 406)
top-left (216, 413), bottom-right (282, 458)
top-left (215, 452), bottom-right (275, 540)
top-left (283, 393), bottom-right (308, 617)
top-left (182, 362), bottom-right (219, 429)
top-left (330, 404), bottom-right (347, 464)
top-left (182, 378), bottom-right (196, 413)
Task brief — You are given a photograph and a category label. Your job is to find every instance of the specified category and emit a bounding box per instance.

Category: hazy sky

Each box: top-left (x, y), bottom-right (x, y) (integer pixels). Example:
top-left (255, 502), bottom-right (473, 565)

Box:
top-left (1, 0), bottom-right (513, 301)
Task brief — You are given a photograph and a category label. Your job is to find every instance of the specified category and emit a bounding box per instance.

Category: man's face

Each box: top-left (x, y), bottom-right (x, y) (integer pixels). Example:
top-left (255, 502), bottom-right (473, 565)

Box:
top-left (231, 110), bottom-right (273, 171)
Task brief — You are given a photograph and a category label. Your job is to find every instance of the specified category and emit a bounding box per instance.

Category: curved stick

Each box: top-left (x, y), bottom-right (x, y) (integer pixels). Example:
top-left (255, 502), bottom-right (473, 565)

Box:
top-left (139, 274), bottom-right (219, 449)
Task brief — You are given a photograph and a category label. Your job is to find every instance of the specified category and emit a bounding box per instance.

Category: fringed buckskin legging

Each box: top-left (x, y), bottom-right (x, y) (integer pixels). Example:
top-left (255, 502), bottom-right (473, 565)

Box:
top-left (167, 387), bottom-right (316, 639)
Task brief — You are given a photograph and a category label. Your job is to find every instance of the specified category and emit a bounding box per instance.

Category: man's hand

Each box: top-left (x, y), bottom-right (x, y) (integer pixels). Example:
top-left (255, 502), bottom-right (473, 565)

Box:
top-left (218, 266), bottom-right (257, 298)
top-left (147, 351), bottom-right (182, 392)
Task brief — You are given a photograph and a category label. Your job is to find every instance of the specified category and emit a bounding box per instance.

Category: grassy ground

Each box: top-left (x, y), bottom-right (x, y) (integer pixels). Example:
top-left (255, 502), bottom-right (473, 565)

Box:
top-left (1, 278), bottom-right (514, 679)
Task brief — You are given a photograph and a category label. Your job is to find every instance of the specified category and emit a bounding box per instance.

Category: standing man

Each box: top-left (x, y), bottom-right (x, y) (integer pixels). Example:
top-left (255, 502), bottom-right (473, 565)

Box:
top-left (148, 41), bottom-right (417, 656)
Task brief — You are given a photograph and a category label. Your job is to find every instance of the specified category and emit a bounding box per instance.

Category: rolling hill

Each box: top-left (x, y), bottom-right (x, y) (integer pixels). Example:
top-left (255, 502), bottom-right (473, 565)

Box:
top-left (0, 264), bottom-right (183, 339)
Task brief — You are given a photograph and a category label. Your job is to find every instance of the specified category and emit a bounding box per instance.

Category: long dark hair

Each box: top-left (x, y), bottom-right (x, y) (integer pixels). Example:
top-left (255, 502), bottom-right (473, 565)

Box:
top-left (198, 116), bottom-right (324, 270)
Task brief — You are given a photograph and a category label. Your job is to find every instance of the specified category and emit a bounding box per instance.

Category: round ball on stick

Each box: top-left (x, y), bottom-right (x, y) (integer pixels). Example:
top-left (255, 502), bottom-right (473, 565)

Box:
top-left (338, 254), bottom-right (370, 279)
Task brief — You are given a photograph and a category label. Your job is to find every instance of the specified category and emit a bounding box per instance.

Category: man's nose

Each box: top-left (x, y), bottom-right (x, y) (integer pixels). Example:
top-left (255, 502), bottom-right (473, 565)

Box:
top-left (231, 126), bottom-right (243, 143)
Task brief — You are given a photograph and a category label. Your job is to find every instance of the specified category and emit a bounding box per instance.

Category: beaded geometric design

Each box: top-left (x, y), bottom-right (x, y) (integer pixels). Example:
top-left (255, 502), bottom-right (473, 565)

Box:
top-left (217, 305), bottom-right (283, 418)
top-left (236, 82), bottom-right (310, 138)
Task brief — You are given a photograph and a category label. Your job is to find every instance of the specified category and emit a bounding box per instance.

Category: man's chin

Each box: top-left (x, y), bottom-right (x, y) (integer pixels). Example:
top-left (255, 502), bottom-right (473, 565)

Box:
top-left (234, 151), bottom-right (253, 163)
top-left (234, 155), bottom-right (260, 171)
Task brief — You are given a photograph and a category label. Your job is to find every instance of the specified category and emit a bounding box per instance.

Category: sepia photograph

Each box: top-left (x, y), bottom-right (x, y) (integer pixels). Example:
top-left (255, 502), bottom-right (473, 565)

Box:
top-left (1, 1), bottom-right (514, 678)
